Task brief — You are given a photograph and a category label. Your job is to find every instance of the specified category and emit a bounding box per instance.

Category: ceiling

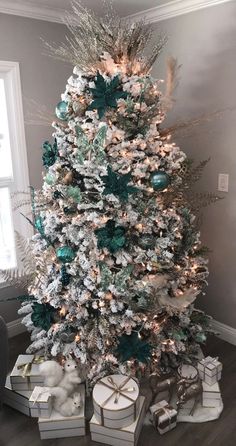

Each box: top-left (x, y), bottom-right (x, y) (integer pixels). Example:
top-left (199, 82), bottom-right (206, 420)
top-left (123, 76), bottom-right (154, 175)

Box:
top-left (0, 0), bottom-right (172, 18)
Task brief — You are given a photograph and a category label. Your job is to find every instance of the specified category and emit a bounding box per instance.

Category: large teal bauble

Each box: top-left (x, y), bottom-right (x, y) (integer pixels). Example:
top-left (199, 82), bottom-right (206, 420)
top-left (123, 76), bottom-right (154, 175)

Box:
top-left (55, 101), bottom-right (69, 120)
top-left (56, 246), bottom-right (76, 263)
top-left (150, 170), bottom-right (170, 191)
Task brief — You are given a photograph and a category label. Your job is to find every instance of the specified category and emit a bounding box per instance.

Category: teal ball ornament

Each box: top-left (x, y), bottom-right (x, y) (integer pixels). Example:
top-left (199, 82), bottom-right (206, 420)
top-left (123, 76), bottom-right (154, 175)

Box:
top-left (56, 246), bottom-right (76, 263)
top-left (150, 170), bottom-right (170, 191)
top-left (55, 101), bottom-right (69, 120)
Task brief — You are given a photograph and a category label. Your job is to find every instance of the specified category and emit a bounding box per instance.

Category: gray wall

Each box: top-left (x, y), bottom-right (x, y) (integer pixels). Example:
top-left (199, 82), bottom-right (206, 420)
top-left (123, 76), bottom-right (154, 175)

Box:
top-left (0, 13), bottom-right (71, 322)
top-left (151, 1), bottom-right (236, 328)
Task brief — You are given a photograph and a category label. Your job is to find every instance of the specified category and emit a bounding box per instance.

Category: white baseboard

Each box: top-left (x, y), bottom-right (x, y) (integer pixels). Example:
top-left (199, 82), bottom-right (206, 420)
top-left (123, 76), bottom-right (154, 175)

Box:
top-left (211, 319), bottom-right (236, 346)
top-left (7, 317), bottom-right (27, 338)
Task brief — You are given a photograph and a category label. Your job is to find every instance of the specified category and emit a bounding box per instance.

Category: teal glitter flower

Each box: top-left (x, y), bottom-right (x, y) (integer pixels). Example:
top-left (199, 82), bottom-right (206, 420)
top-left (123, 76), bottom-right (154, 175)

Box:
top-left (95, 219), bottom-right (126, 253)
top-left (116, 332), bottom-right (152, 364)
top-left (31, 302), bottom-right (57, 331)
top-left (87, 72), bottom-right (128, 119)
top-left (42, 139), bottom-right (58, 167)
top-left (101, 166), bottom-right (138, 202)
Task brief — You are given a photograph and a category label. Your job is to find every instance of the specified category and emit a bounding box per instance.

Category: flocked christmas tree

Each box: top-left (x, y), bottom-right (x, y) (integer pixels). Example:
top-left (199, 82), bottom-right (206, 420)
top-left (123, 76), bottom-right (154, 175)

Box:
top-left (17, 2), bottom-right (219, 384)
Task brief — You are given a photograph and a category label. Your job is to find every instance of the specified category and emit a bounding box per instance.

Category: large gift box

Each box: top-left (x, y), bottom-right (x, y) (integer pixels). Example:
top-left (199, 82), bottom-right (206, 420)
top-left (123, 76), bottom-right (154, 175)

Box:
top-left (93, 374), bottom-right (140, 429)
top-left (90, 395), bottom-right (145, 446)
top-left (29, 386), bottom-right (52, 418)
top-left (202, 382), bottom-right (222, 408)
top-left (197, 356), bottom-right (222, 386)
top-left (149, 400), bottom-right (177, 435)
top-left (38, 385), bottom-right (85, 439)
top-left (3, 375), bottom-right (31, 416)
top-left (10, 354), bottom-right (44, 391)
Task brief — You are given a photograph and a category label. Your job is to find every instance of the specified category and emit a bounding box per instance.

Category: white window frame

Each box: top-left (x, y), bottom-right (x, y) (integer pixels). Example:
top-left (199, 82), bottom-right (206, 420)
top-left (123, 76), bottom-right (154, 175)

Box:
top-left (0, 61), bottom-right (33, 287)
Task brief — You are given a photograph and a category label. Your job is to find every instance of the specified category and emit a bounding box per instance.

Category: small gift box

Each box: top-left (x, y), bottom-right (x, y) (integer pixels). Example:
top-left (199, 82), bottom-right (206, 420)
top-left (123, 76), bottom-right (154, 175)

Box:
top-left (202, 382), bottom-right (222, 408)
top-left (3, 375), bottom-right (31, 416)
top-left (10, 354), bottom-right (44, 391)
top-left (29, 386), bottom-right (52, 418)
top-left (198, 356), bottom-right (222, 386)
top-left (90, 395), bottom-right (145, 446)
top-left (38, 385), bottom-right (85, 439)
top-left (93, 374), bottom-right (140, 429)
top-left (149, 400), bottom-right (177, 435)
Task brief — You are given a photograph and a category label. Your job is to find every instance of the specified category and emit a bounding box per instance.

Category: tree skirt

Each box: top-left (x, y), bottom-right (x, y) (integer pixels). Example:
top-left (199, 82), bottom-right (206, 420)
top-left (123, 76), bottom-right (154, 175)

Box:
top-left (177, 400), bottom-right (223, 423)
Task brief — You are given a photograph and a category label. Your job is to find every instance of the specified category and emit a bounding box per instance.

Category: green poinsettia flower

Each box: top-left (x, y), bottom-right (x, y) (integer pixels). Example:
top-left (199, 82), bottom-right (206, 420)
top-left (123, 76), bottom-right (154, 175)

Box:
top-left (101, 166), bottom-right (138, 202)
top-left (42, 139), bottom-right (58, 168)
top-left (116, 331), bottom-right (152, 364)
top-left (95, 219), bottom-right (126, 253)
top-left (87, 72), bottom-right (128, 119)
top-left (31, 302), bottom-right (57, 331)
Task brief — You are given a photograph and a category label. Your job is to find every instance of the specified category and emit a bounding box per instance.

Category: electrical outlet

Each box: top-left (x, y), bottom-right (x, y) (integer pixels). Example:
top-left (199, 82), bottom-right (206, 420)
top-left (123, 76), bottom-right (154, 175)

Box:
top-left (218, 173), bottom-right (229, 192)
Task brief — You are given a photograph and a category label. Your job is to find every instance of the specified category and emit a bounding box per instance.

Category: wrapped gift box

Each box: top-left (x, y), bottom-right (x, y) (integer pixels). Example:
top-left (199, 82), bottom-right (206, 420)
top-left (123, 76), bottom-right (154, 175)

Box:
top-left (38, 385), bottom-right (85, 439)
top-left (202, 382), bottom-right (222, 408)
top-left (3, 375), bottom-right (31, 416)
top-left (90, 395), bottom-right (145, 446)
top-left (149, 400), bottom-right (177, 435)
top-left (93, 374), bottom-right (140, 429)
top-left (198, 356), bottom-right (222, 386)
top-left (29, 386), bottom-right (52, 418)
top-left (10, 354), bottom-right (44, 391)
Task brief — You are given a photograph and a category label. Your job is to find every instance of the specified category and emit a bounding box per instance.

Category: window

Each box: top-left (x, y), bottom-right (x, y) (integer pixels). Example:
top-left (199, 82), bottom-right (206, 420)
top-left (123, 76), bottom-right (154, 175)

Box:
top-left (0, 61), bottom-right (32, 275)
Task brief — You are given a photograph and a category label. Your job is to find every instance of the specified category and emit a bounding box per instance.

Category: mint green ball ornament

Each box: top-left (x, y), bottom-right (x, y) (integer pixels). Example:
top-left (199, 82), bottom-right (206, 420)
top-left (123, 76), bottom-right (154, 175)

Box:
top-left (55, 101), bottom-right (69, 120)
top-left (150, 170), bottom-right (170, 191)
top-left (56, 246), bottom-right (76, 263)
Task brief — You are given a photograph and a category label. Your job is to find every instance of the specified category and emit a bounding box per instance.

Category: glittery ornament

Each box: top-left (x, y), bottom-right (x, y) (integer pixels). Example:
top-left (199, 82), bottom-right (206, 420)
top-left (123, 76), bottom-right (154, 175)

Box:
top-left (56, 246), bottom-right (76, 263)
top-left (55, 100), bottom-right (69, 120)
top-left (45, 173), bottom-right (55, 185)
top-left (150, 171), bottom-right (170, 191)
top-left (63, 171), bottom-right (73, 185)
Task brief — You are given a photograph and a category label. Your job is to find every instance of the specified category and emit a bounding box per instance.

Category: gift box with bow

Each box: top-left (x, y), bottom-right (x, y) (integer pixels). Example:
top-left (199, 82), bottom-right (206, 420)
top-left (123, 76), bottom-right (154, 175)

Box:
top-left (3, 375), bottom-right (31, 416)
top-left (38, 385), bottom-right (85, 439)
top-left (92, 374), bottom-right (140, 429)
top-left (90, 395), bottom-right (145, 446)
top-left (197, 356), bottom-right (222, 386)
top-left (10, 354), bottom-right (45, 391)
top-left (149, 400), bottom-right (177, 435)
top-left (29, 386), bottom-right (52, 418)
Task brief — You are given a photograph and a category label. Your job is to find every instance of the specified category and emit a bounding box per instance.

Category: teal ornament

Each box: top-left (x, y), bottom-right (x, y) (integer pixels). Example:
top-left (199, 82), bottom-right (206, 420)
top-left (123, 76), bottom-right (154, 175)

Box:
top-left (31, 302), bottom-right (57, 331)
top-left (56, 246), bottom-right (76, 263)
top-left (150, 170), bottom-right (170, 191)
top-left (55, 101), bottom-right (69, 120)
top-left (88, 72), bottom-right (128, 119)
top-left (95, 219), bottom-right (126, 253)
top-left (116, 332), bottom-right (152, 364)
top-left (35, 216), bottom-right (44, 236)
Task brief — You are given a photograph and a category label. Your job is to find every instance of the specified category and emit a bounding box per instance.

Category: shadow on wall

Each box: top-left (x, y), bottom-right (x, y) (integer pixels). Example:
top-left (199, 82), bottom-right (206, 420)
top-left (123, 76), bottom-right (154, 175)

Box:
top-left (153, 2), bottom-right (236, 327)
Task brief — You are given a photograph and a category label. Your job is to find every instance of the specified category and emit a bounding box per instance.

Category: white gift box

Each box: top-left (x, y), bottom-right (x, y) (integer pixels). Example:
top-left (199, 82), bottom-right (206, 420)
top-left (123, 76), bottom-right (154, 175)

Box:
top-left (38, 385), bottom-right (85, 440)
top-left (93, 374), bottom-right (140, 429)
top-left (90, 395), bottom-right (145, 446)
top-left (198, 356), bottom-right (222, 386)
top-left (149, 400), bottom-right (177, 435)
top-left (202, 382), bottom-right (222, 408)
top-left (3, 375), bottom-right (31, 416)
top-left (10, 354), bottom-right (44, 391)
top-left (29, 386), bottom-right (52, 418)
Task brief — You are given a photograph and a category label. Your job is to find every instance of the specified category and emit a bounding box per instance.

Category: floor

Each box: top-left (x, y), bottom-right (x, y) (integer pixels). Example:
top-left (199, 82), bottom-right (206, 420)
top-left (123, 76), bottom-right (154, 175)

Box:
top-left (0, 332), bottom-right (236, 446)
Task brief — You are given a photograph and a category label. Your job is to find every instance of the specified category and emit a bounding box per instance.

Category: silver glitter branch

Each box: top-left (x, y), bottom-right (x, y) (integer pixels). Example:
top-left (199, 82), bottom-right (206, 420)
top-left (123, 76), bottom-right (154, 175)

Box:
top-left (43, 0), bottom-right (167, 74)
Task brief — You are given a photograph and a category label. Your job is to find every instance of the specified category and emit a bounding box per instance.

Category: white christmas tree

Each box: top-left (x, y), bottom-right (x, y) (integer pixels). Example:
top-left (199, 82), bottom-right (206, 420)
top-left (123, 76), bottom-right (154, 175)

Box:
top-left (18, 2), bottom-right (217, 384)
